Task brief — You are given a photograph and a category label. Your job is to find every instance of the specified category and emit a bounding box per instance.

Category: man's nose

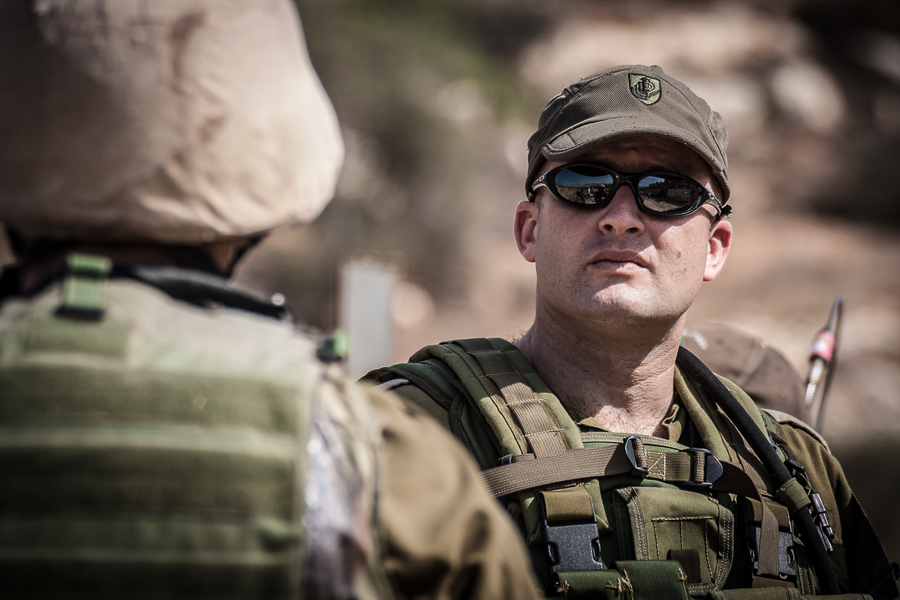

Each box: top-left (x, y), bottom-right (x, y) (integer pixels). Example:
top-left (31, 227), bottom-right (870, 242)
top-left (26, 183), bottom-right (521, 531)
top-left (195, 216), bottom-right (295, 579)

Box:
top-left (597, 184), bottom-right (645, 234)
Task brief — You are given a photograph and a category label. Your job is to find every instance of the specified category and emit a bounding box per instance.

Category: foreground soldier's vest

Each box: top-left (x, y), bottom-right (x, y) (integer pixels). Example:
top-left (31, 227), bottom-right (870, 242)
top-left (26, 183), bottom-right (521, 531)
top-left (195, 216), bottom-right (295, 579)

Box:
top-left (0, 255), bottom-right (393, 598)
top-left (369, 337), bottom-right (897, 600)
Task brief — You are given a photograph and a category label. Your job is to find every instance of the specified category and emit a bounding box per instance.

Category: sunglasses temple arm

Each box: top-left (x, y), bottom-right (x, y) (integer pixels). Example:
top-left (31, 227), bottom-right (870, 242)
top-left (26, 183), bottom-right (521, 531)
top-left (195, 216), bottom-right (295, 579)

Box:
top-left (528, 179), bottom-right (546, 203)
top-left (710, 196), bottom-right (732, 218)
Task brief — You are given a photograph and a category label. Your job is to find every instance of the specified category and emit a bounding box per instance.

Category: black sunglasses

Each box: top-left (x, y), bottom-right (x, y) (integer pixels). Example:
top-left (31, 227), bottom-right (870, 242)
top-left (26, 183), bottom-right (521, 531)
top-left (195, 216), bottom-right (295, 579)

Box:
top-left (530, 163), bottom-right (731, 218)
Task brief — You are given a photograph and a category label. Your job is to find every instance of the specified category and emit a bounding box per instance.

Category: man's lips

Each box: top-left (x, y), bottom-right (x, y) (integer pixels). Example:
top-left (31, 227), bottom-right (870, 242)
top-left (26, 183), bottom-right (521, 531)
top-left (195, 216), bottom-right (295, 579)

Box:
top-left (588, 250), bottom-right (648, 268)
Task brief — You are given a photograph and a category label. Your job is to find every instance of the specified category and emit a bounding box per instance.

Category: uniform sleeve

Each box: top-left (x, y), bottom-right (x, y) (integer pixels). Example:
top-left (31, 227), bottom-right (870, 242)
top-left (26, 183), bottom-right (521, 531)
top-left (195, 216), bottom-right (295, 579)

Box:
top-left (775, 421), bottom-right (862, 589)
top-left (377, 381), bottom-right (453, 430)
top-left (366, 385), bottom-right (542, 600)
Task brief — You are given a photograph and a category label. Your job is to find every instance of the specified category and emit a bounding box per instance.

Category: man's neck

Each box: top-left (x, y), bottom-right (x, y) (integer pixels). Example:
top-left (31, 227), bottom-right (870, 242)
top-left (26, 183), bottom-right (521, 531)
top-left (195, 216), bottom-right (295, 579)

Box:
top-left (514, 306), bottom-right (686, 437)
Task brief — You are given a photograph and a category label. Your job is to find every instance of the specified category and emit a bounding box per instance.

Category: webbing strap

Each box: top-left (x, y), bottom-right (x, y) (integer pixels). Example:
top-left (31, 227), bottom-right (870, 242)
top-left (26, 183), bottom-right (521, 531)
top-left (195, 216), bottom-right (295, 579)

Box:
top-left (677, 346), bottom-right (839, 592)
top-left (646, 449), bottom-right (700, 482)
top-left (451, 339), bottom-right (597, 534)
top-left (482, 442), bottom-right (783, 578)
top-left (775, 478), bottom-right (812, 515)
top-left (483, 446), bottom-right (628, 497)
top-left (710, 462), bottom-right (783, 579)
top-left (745, 498), bottom-right (792, 530)
top-left (554, 561), bottom-right (691, 600)
top-left (454, 338), bottom-right (567, 457)
top-left (541, 486), bottom-right (595, 522)
top-left (483, 443), bottom-right (768, 502)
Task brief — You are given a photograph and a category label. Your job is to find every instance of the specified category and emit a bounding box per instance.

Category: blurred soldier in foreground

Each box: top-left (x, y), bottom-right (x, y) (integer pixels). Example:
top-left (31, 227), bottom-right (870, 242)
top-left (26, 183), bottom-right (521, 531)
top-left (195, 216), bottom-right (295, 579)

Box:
top-left (0, 1), bottom-right (540, 598)
top-left (369, 65), bottom-right (898, 599)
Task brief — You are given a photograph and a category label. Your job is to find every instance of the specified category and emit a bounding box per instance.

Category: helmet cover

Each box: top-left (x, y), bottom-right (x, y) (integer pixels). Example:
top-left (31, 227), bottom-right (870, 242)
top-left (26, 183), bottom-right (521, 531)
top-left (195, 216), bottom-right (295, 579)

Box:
top-left (0, 0), bottom-right (344, 243)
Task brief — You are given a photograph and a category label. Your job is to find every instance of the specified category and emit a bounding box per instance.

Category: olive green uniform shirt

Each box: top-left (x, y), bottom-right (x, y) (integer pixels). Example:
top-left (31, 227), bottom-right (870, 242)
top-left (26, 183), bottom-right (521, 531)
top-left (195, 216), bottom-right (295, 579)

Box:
top-left (378, 351), bottom-right (861, 594)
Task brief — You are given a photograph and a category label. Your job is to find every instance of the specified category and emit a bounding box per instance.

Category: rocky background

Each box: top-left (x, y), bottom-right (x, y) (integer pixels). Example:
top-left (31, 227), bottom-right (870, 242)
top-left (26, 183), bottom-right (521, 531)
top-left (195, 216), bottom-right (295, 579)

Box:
top-left (235, 0), bottom-right (900, 554)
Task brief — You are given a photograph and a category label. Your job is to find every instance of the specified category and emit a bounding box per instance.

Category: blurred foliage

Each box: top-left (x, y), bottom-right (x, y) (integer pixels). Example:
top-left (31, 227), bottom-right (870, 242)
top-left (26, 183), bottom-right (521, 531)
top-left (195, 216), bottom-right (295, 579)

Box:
top-left (240, 0), bottom-right (900, 331)
top-left (794, 0), bottom-right (900, 224)
top-left (254, 0), bottom-right (545, 328)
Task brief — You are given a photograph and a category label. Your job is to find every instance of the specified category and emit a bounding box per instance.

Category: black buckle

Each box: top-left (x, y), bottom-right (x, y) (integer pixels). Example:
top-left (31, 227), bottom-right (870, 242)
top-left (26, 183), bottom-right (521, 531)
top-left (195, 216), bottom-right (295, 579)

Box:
top-left (785, 458), bottom-right (806, 477)
top-left (783, 461), bottom-right (834, 553)
top-left (543, 521), bottom-right (604, 573)
top-left (682, 448), bottom-right (724, 488)
top-left (498, 454), bottom-right (517, 466)
top-left (542, 502), bottom-right (604, 573)
top-left (747, 525), bottom-right (798, 581)
top-left (810, 492), bottom-right (835, 553)
top-left (624, 435), bottom-right (649, 477)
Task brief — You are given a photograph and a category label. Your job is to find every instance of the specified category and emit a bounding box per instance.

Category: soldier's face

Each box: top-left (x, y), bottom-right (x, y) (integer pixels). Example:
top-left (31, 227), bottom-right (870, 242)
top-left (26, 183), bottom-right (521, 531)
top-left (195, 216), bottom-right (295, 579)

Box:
top-left (514, 135), bottom-right (732, 333)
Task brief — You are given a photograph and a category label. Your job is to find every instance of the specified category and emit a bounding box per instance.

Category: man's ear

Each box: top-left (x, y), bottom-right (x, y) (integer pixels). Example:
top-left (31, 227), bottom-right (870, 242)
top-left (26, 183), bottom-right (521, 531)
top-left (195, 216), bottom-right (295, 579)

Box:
top-left (704, 218), bottom-right (732, 281)
top-left (514, 200), bottom-right (539, 263)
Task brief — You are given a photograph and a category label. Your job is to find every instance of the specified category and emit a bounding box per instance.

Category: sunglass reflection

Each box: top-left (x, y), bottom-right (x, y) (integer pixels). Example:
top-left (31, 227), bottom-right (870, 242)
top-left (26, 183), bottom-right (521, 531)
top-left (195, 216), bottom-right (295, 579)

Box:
top-left (531, 164), bottom-right (731, 218)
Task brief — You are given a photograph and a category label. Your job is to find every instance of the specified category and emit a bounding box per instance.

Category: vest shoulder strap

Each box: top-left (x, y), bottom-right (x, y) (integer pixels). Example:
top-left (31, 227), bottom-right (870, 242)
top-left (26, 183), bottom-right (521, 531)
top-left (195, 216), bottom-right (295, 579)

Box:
top-left (371, 338), bottom-right (585, 463)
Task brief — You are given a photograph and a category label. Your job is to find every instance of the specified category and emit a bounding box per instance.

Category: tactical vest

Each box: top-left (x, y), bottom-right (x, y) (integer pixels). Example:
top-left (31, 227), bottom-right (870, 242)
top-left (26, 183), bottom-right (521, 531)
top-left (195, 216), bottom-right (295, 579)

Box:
top-left (371, 337), bottom-right (889, 600)
top-left (0, 255), bottom-right (392, 598)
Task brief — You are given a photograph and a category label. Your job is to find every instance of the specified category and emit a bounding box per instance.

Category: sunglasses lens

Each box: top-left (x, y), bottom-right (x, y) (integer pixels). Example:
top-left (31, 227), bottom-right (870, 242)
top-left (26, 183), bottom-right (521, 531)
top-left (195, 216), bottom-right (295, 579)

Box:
top-left (636, 175), bottom-right (703, 215)
top-left (542, 165), bottom-right (714, 216)
top-left (552, 166), bottom-right (616, 206)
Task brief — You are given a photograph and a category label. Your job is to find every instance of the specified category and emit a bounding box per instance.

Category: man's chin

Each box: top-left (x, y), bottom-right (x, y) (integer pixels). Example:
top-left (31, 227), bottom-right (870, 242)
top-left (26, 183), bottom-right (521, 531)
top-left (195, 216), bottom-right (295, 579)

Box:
top-left (582, 293), bottom-right (684, 327)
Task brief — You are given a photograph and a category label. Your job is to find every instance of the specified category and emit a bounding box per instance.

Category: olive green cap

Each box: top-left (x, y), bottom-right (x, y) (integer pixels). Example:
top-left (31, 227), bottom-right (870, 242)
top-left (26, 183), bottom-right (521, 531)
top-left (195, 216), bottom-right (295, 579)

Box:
top-left (526, 64), bottom-right (730, 203)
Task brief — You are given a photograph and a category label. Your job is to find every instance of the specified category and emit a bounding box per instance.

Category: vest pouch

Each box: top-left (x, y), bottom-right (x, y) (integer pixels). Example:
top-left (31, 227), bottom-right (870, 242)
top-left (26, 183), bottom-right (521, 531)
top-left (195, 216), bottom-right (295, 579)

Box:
top-left (707, 590), bottom-right (872, 600)
top-left (555, 560), bottom-right (690, 600)
top-left (615, 485), bottom-right (736, 596)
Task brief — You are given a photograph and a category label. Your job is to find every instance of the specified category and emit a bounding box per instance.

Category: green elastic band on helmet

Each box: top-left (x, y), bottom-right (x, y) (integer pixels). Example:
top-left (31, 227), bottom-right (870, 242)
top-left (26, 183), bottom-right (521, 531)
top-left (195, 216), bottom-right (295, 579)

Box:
top-left (317, 330), bottom-right (348, 364)
top-left (57, 254), bottom-right (113, 321)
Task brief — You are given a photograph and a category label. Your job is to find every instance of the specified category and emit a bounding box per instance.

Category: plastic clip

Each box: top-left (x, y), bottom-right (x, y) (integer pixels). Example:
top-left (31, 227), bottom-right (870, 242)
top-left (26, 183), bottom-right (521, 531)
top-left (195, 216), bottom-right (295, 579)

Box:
top-left (785, 459), bottom-right (806, 477)
top-left (624, 435), bottom-right (649, 477)
top-left (810, 492), bottom-right (835, 553)
top-left (682, 447), bottom-right (724, 488)
top-left (747, 525), bottom-right (798, 581)
top-left (542, 506), bottom-right (604, 573)
top-left (498, 454), bottom-right (517, 466)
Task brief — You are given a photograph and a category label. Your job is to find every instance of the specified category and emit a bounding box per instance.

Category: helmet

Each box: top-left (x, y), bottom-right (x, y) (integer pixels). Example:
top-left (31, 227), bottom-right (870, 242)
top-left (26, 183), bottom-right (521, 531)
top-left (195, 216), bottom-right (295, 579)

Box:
top-left (0, 0), bottom-right (343, 244)
top-left (681, 323), bottom-right (807, 421)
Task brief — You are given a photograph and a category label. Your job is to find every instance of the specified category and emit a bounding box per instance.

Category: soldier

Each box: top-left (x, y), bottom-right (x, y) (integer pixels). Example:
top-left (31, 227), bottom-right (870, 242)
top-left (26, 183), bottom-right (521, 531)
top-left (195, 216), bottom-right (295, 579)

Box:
top-left (0, 1), bottom-right (540, 598)
top-left (368, 65), bottom-right (899, 599)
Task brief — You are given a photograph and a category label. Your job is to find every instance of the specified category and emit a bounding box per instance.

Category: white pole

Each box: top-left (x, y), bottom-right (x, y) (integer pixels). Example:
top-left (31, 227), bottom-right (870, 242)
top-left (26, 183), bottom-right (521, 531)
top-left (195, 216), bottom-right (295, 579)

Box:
top-left (339, 258), bottom-right (397, 379)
